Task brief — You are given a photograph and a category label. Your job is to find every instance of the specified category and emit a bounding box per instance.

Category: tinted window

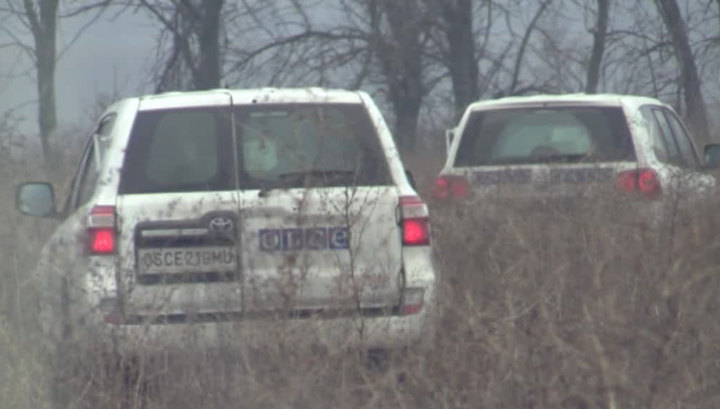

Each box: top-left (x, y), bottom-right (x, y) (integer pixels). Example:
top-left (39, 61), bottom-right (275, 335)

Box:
top-left (146, 111), bottom-right (220, 185)
top-left (236, 104), bottom-right (389, 188)
top-left (97, 114), bottom-right (116, 137)
top-left (95, 114), bottom-right (116, 159)
top-left (664, 109), bottom-right (699, 169)
top-left (651, 109), bottom-right (684, 167)
top-left (70, 137), bottom-right (98, 209)
top-left (119, 104), bottom-right (389, 194)
top-left (454, 106), bottom-right (635, 166)
top-left (119, 107), bottom-right (234, 194)
top-left (641, 108), bottom-right (672, 162)
top-left (76, 145), bottom-right (98, 207)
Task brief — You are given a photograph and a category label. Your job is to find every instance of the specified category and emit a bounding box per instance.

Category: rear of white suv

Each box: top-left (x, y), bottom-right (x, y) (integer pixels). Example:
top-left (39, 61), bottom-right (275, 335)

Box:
top-left (17, 88), bottom-right (437, 402)
top-left (434, 94), bottom-right (718, 223)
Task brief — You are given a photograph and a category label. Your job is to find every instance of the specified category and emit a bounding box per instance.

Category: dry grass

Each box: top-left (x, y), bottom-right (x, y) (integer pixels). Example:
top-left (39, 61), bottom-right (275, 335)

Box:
top-left (3, 153), bottom-right (720, 408)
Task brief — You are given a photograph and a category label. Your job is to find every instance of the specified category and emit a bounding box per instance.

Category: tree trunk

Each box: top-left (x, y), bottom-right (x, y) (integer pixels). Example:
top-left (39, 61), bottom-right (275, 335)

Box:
top-left (196, 0), bottom-right (223, 89)
top-left (24, 0), bottom-right (59, 164)
top-left (140, 0), bottom-right (225, 91)
top-left (585, 0), bottom-right (609, 94)
top-left (374, 0), bottom-right (427, 151)
top-left (655, 0), bottom-right (710, 146)
top-left (441, 0), bottom-right (479, 118)
top-left (390, 93), bottom-right (422, 152)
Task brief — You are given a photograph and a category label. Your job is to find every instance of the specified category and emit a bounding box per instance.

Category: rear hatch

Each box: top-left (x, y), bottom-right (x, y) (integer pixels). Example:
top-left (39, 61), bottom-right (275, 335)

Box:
top-left (239, 187), bottom-right (401, 316)
top-left (116, 97), bottom-right (401, 322)
top-left (234, 103), bottom-right (401, 316)
top-left (116, 96), bottom-right (242, 322)
top-left (440, 104), bottom-right (644, 206)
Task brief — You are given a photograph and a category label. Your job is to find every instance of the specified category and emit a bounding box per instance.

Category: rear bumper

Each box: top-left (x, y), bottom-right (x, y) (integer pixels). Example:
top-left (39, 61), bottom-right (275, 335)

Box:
top-left (432, 194), bottom-right (665, 226)
top-left (53, 243), bottom-right (438, 357)
top-left (89, 309), bottom-right (433, 356)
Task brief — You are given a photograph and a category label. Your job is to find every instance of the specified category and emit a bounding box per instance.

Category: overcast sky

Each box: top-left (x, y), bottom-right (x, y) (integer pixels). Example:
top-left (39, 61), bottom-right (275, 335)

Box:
top-left (0, 7), bottom-right (156, 136)
top-left (2, 2), bottom-right (719, 144)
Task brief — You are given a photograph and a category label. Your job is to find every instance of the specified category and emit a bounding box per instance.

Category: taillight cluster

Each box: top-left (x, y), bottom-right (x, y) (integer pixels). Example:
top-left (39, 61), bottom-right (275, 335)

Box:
top-left (432, 174), bottom-right (469, 200)
top-left (399, 195), bottom-right (430, 246)
top-left (87, 205), bottom-right (117, 254)
top-left (615, 168), bottom-right (662, 200)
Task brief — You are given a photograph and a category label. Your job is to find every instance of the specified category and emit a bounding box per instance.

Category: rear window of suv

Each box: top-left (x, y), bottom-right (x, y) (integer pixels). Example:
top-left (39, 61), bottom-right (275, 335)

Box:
top-left (454, 106), bottom-right (635, 167)
top-left (119, 103), bottom-right (390, 194)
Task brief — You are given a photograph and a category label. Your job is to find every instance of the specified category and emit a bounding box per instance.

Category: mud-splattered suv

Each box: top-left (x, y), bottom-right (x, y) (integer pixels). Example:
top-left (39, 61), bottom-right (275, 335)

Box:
top-left (434, 93), bottom-right (720, 222)
top-left (17, 88), bottom-right (437, 369)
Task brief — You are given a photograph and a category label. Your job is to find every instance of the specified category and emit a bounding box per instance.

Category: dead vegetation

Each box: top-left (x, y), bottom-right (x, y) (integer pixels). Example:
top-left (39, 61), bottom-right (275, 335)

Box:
top-left (3, 155), bottom-right (720, 409)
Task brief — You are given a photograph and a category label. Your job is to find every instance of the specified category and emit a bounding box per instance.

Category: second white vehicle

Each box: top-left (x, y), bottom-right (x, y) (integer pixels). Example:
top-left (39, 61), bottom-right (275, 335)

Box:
top-left (434, 93), bottom-right (720, 221)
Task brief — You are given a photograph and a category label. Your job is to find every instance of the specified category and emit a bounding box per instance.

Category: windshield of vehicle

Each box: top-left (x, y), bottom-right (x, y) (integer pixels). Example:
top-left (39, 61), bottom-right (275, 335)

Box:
top-left (454, 106), bottom-right (635, 167)
top-left (119, 103), bottom-right (390, 194)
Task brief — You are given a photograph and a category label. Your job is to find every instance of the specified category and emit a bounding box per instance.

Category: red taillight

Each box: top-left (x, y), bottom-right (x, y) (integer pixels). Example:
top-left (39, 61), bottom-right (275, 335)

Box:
top-left (432, 175), bottom-right (469, 199)
top-left (88, 205), bottom-right (116, 254)
top-left (91, 229), bottom-right (115, 254)
top-left (403, 219), bottom-right (430, 245)
top-left (432, 177), bottom-right (449, 199)
top-left (399, 196), bottom-right (430, 246)
top-left (615, 169), bottom-right (662, 200)
top-left (637, 170), bottom-right (660, 196)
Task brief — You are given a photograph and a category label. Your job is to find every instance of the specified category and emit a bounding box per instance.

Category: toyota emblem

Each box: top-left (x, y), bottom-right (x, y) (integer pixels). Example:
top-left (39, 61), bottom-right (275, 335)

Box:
top-left (209, 216), bottom-right (234, 234)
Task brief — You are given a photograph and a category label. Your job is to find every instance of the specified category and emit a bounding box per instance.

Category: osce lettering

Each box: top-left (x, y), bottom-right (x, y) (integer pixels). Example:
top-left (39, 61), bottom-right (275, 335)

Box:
top-left (259, 227), bottom-right (350, 252)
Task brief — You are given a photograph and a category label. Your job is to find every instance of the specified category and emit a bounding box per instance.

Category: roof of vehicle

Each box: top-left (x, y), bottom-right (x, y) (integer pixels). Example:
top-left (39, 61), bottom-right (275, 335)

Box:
top-left (465, 93), bottom-right (669, 113)
top-left (134, 87), bottom-right (368, 111)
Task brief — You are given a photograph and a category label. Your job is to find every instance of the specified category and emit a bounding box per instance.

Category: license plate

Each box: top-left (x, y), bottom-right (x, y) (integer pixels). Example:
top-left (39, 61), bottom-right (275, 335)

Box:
top-left (138, 247), bottom-right (237, 274)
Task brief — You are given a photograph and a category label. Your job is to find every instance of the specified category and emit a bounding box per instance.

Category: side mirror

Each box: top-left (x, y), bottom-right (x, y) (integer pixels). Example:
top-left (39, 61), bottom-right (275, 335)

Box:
top-left (444, 128), bottom-right (455, 153)
top-left (704, 144), bottom-right (720, 170)
top-left (16, 182), bottom-right (56, 217)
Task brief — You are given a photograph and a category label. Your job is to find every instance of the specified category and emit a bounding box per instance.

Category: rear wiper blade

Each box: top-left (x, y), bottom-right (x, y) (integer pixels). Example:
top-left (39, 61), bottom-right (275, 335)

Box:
top-left (257, 170), bottom-right (357, 197)
top-left (534, 153), bottom-right (589, 163)
top-left (490, 154), bottom-right (589, 165)
top-left (278, 170), bottom-right (356, 179)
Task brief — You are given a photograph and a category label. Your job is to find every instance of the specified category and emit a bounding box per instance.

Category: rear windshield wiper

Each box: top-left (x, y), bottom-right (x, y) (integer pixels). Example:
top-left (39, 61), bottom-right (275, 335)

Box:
top-left (257, 170), bottom-right (357, 197)
top-left (278, 170), bottom-right (358, 184)
top-left (279, 170), bottom-right (356, 179)
top-left (490, 154), bottom-right (590, 165)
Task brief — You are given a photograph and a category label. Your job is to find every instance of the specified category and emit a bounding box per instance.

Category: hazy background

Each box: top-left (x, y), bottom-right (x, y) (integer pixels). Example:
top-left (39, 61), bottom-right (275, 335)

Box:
top-left (3, 0), bottom-right (719, 162)
top-left (3, 2), bottom-right (720, 408)
top-left (1, 8), bottom-right (155, 144)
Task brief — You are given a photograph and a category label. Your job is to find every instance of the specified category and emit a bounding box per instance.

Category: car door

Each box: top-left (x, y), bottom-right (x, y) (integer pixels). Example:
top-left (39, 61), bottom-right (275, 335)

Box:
top-left (661, 108), bottom-right (714, 198)
top-left (36, 118), bottom-right (109, 335)
top-left (115, 96), bottom-right (246, 320)
top-left (642, 106), bottom-right (714, 202)
top-left (233, 103), bottom-right (404, 316)
top-left (46, 115), bottom-right (110, 263)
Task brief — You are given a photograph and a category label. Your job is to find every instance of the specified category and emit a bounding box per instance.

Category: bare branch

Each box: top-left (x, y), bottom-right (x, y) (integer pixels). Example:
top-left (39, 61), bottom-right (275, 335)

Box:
top-left (509, 0), bottom-right (552, 95)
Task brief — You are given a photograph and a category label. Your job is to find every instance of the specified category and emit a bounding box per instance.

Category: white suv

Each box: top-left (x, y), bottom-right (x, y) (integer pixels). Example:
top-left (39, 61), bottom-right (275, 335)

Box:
top-left (17, 88), bottom-right (437, 366)
top-left (434, 93), bottom-right (720, 220)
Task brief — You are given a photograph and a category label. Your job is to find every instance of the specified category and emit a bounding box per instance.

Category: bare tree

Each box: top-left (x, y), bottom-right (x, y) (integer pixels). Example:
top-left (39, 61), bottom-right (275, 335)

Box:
top-left (0, 1), bottom-right (112, 166)
top-left (585, 0), bottom-right (609, 93)
top-left (22, 0), bottom-right (58, 163)
top-left (654, 0), bottom-right (710, 145)
top-left (225, 0), bottom-right (441, 151)
top-left (429, 0), bottom-right (480, 118)
top-left (506, 0), bottom-right (553, 96)
top-left (138, 0), bottom-right (225, 91)
top-left (370, 0), bottom-right (437, 150)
